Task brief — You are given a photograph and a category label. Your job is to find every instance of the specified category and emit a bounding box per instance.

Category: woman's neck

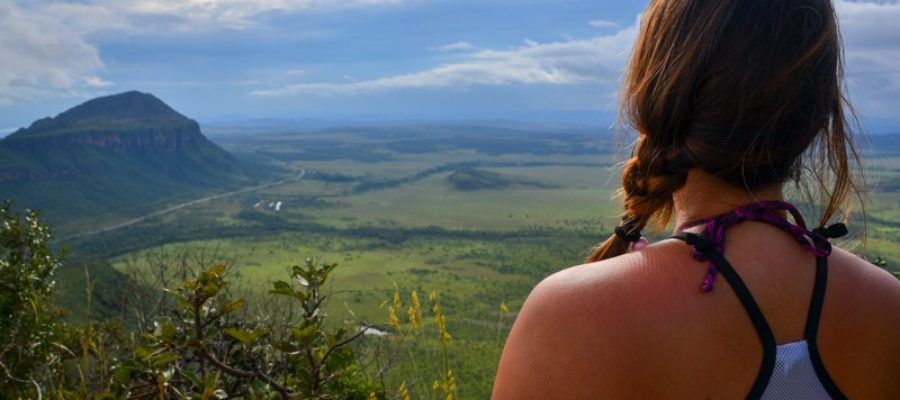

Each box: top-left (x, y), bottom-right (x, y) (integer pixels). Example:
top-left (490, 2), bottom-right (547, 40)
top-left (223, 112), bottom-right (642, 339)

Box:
top-left (672, 169), bottom-right (784, 232)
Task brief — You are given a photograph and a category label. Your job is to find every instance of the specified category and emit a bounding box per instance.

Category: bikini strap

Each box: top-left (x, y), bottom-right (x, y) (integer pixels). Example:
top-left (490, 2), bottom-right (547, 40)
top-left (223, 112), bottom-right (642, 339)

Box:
top-left (672, 232), bottom-right (776, 399)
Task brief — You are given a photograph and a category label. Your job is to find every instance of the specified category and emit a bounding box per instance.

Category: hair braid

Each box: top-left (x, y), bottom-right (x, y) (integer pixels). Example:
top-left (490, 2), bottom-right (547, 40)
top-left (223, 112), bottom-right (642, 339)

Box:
top-left (586, 135), bottom-right (691, 262)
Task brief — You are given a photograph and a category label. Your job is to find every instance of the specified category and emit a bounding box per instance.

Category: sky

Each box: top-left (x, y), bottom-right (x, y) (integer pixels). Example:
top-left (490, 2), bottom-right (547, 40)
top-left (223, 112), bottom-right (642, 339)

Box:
top-left (0, 0), bottom-right (898, 133)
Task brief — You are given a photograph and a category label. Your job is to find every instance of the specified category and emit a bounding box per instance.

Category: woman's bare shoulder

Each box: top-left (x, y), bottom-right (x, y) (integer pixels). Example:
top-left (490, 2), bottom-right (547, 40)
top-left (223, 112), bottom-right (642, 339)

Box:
top-left (817, 247), bottom-right (900, 399)
top-left (823, 246), bottom-right (900, 335)
top-left (828, 246), bottom-right (900, 308)
top-left (492, 240), bottom-right (695, 399)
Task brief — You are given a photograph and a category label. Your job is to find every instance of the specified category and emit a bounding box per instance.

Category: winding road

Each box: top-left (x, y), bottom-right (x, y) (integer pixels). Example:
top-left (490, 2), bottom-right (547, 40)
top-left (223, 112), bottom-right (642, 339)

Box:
top-left (57, 168), bottom-right (306, 243)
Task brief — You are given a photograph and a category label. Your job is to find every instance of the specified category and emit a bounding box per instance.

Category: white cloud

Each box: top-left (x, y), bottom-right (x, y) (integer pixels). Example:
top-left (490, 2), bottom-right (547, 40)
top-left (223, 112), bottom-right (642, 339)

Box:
top-left (433, 41), bottom-right (475, 52)
top-left (255, 2), bottom-right (900, 122)
top-left (87, 0), bottom-right (413, 30)
top-left (0, 0), bottom-right (414, 104)
top-left (835, 0), bottom-right (900, 118)
top-left (0, 1), bottom-right (108, 105)
top-left (254, 23), bottom-right (638, 97)
top-left (589, 19), bottom-right (618, 29)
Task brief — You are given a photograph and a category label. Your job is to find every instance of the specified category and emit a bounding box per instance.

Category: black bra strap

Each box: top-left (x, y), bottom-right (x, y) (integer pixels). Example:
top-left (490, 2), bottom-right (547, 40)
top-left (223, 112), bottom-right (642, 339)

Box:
top-left (805, 256), bottom-right (847, 400)
top-left (672, 232), bottom-right (776, 399)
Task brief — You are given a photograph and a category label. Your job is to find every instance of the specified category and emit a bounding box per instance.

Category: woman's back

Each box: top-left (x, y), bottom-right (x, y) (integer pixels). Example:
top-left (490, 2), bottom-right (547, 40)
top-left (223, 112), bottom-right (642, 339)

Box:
top-left (493, 1), bottom-right (900, 397)
top-left (493, 220), bottom-right (900, 399)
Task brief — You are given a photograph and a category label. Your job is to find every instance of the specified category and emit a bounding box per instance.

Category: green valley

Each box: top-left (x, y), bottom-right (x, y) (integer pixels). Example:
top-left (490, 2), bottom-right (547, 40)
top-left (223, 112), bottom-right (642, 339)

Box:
top-left (2, 93), bottom-right (899, 398)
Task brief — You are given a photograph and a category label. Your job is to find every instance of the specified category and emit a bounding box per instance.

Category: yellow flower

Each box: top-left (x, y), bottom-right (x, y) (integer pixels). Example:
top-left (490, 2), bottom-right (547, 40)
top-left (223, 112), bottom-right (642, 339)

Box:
top-left (499, 303), bottom-right (509, 314)
top-left (443, 370), bottom-right (457, 400)
top-left (388, 306), bottom-right (400, 330)
top-left (393, 291), bottom-right (403, 311)
top-left (408, 290), bottom-right (422, 332)
top-left (399, 382), bottom-right (412, 400)
top-left (435, 312), bottom-right (451, 345)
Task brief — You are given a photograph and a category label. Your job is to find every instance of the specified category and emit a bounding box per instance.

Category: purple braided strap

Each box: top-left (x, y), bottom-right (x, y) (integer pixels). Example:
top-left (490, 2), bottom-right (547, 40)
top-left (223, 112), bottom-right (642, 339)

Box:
top-left (679, 200), bottom-right (836, 293)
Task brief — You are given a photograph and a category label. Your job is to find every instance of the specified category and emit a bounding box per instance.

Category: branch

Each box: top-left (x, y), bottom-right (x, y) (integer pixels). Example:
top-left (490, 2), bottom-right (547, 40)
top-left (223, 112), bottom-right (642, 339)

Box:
top-left (0, 360), bottom-right (42, 400)
top-left (320, 326), bottom-right (369, 366)
top-left (196, 344), bottom-right (300, 399)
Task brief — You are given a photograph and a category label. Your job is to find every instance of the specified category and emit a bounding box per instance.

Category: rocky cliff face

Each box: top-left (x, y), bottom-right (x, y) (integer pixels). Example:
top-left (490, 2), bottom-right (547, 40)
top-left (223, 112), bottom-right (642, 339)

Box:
top-left (0, 91), bottom-right (237, 184)
top-left (3, 121), bottom-right (206, 154)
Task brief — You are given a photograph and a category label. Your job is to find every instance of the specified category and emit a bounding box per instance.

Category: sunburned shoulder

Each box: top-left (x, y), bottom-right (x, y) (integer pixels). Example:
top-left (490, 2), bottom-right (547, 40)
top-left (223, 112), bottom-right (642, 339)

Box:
top-left (493, 240), bottom-right (698, 399)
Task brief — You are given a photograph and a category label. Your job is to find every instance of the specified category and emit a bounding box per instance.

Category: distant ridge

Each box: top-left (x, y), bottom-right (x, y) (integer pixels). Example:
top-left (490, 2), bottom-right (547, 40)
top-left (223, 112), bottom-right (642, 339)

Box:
top-left (0, 91), bottom-right (249, 230)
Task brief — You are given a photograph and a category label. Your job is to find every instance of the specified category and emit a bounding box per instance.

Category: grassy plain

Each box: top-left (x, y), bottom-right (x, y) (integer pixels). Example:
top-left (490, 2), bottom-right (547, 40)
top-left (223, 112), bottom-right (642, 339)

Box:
top-left (57, 125), bottom-right (899, 398)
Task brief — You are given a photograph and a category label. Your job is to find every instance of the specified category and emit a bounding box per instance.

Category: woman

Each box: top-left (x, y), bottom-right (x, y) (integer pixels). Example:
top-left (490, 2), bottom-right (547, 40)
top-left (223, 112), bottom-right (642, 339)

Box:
top-left (493, 1), bottom-right (900, 399)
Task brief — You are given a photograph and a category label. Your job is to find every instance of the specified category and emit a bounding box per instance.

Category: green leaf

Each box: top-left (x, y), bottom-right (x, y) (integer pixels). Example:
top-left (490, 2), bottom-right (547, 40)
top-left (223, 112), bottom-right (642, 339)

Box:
top-left (222, 298), bottom-right (244, 314)
top-left (224, 328), bottom-right (254, 346)
top-left (274, 341), bottom-right (297, 352)
top-left (269, 280), bottom-right (295, 297)
top-left (134, 346), bottom-right (152, 359)
top-left (202, 283), bottom-right (219, 297)
top-left (291, 324), bottom-right (318, 343)
top-left (324, 262), bottom-right (338, 274)
top-left (252, 328), bottom-right (270, 342)
top-left (112, 365), bottom-right (133, 385)
top-left (155, 319), bottom-right (176, 341)
top-left (150, 352), bottom-right (180, 368)
top-left (183, 370), bottom-right (202, 387)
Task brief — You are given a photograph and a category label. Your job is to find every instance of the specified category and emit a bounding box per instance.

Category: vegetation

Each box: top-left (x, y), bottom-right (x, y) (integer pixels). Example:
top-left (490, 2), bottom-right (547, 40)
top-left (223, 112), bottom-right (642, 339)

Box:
top-left (447, 169), bottom-right (511, 191)
top-left (446, 169), bottom-right (558, 191)
top-left (0, 205), bottom-right (467, 399)
top-left (0, 203), bottom-right (62, 394)
top-left (3, 116), bottom-right (899, 398)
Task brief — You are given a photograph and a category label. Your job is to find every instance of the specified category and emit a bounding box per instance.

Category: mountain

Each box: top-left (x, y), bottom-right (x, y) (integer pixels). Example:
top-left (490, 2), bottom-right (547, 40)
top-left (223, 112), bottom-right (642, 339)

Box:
top-left (0, 91), bottom-right (249, 231)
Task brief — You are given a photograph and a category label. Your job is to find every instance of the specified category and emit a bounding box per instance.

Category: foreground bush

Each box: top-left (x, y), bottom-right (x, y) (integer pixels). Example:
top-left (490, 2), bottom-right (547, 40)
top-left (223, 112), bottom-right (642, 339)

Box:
top-left (0, 203), bottom-right (62, 396)
top-left (0, 204), bottom-right (460, 399)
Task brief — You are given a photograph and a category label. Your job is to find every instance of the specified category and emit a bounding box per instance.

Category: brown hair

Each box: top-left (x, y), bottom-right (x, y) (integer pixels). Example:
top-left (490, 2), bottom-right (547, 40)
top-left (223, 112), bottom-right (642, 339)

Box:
top-left (587, 0), bottom-right (862, 262)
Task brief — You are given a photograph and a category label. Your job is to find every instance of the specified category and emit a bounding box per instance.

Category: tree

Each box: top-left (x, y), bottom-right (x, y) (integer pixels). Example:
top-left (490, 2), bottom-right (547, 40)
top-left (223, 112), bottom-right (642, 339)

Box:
top-left (0, 202), bottom-right (63, 396)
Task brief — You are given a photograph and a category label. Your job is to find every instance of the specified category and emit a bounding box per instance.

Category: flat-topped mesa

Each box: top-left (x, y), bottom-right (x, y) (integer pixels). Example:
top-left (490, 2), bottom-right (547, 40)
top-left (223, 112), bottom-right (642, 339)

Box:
top-left (2, 91), bottom-right (211, 154)
top-left (9, 91), bottom-right (188, 137)
top-left (0, 91), bottom-right (240, 184)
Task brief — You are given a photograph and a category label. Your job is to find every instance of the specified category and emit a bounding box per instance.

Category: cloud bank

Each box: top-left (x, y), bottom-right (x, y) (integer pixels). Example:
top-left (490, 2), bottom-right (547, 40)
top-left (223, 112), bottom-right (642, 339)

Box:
top-left (254, 27), bottom-right (638, 96)
top-left (1, 0), bottom-right (899, 124)
top-left (0, 0), bottom-right (412, 104)
top-left (0, 1), bottom-right (110, 105)
top-left (253, 0), bottom-right (900, 121)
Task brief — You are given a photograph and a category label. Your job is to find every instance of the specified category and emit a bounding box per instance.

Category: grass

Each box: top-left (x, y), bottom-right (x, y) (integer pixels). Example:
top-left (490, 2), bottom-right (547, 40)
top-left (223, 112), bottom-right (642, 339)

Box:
top-left (47, 126), bottom-right (900, 398)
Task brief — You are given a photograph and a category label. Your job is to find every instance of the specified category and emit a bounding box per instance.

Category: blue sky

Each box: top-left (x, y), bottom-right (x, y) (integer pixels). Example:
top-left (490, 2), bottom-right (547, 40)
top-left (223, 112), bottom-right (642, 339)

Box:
top-left (1, 0), bottom-right (898, 133)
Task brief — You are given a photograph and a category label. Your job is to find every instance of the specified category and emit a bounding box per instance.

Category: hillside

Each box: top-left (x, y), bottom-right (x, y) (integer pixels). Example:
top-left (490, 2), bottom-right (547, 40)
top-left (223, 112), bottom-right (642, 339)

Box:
top-left (0, 91), bottom-right (250, 230)
top-left (447, 169), bottom-right (512, 190)
top-left (447, 168), bottom-right (558, 191)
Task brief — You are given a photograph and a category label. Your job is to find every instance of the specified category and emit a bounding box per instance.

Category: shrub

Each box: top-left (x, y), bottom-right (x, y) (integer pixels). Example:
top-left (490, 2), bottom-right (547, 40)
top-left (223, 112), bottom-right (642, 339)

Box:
top-left (0, 202), bottom-right (63, 396)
